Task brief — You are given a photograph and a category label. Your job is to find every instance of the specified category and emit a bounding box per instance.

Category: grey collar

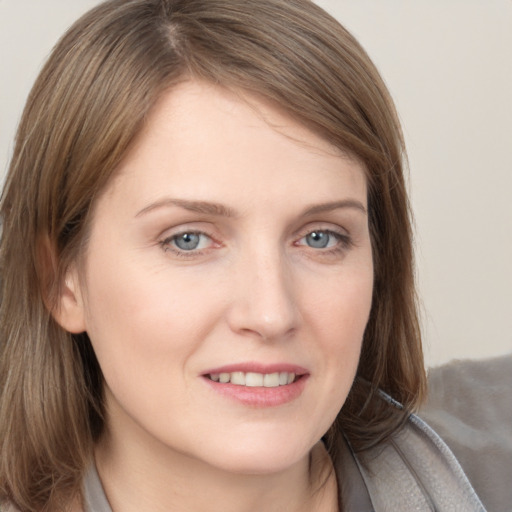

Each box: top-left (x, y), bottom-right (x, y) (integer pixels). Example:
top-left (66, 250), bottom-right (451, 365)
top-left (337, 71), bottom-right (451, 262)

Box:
top-left (83, 464), bottom-right (112, 512)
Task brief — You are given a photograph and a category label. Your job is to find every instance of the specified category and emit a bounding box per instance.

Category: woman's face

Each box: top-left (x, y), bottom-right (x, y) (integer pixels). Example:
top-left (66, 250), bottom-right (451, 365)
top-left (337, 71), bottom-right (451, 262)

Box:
top-left (63, 81), bottom-right (373, 474)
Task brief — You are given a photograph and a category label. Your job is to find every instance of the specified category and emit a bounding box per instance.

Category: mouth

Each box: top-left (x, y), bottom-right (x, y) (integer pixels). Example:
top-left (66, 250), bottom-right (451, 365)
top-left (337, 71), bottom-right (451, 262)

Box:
top-left (207, 371), bottom-right (300, 387)
top-left (201, 364), bottom-right (308, 407)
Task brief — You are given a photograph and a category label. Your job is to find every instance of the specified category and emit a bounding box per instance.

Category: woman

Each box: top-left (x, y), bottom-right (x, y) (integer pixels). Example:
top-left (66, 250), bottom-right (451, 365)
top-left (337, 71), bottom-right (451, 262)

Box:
top-left (0, 0), bottom-right (485, 510)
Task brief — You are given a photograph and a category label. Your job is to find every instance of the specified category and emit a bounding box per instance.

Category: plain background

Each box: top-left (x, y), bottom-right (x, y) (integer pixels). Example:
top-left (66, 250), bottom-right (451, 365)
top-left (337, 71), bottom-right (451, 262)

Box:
top-left (1, 1), bottom-right (511, 367)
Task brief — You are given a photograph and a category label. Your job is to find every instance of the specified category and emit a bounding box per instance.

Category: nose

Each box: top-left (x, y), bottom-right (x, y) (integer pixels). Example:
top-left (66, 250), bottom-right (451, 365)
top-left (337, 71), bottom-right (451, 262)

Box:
top-left (226, 247), bottom-right (299, 341)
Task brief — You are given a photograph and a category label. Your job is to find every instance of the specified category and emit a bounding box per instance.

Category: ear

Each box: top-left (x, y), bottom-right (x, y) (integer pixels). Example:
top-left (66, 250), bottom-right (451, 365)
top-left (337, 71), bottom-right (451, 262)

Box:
top-left (38, 235), bottom-right (87, 334)
top-left (53, 267), bottom-right (87, 334)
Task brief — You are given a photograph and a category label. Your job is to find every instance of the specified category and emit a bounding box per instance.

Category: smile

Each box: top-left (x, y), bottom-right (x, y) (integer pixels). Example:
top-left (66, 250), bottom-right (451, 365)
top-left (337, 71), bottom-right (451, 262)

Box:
top-left (208, 371), bottom-right (297, 387)
top-left (202, 364), bottom-right (309, 407)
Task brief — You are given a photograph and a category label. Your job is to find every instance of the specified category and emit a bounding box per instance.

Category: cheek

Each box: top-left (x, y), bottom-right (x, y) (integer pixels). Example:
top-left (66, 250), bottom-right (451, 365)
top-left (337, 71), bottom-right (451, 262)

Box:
top-left (79, 251), bottom-right (221, 392)
top-left (80, 266), bottom-right (221, 438)
top-left (306, 254), bottom-right (373, 342)
top-left (285, 284), bottom-right (371, 443)
top-left (305, 260), bottom-right (373, 402)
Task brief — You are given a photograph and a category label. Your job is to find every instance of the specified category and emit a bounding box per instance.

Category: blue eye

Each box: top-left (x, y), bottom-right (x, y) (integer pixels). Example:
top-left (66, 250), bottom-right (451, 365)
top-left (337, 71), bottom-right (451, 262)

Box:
top-left (303, 230), bottom-right (337, 249)
top-left (171, 232), bottom-right (209, 251)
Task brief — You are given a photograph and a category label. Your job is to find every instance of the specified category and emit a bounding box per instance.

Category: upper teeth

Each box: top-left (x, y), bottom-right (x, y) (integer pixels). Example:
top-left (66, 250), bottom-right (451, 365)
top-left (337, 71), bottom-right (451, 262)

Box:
top-left (209, 371), bottom-right (296, 387)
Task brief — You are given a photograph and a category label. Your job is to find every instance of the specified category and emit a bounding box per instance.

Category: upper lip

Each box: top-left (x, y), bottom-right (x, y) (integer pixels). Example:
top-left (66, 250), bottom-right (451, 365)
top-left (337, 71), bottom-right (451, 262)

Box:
top-left (202, 362), bottom-right (308, 376)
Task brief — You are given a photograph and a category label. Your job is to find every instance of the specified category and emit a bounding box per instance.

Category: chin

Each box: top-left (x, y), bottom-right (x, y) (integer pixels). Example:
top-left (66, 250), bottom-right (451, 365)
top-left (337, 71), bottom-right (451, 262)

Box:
top-left (209, 449), bottom-right (307, 476)
top-left (193, 428), bottom-right (318, 476)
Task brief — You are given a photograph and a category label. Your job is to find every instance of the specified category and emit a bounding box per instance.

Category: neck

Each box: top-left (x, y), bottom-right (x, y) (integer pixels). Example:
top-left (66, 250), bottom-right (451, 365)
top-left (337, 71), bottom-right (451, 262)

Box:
top-left (93, 419), bottom-right (337, 512)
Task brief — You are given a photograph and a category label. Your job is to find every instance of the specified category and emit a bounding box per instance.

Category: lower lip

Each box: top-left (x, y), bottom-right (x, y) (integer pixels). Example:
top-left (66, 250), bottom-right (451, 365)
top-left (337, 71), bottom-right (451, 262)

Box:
top-left (202, 375), bottom-right (308, 407)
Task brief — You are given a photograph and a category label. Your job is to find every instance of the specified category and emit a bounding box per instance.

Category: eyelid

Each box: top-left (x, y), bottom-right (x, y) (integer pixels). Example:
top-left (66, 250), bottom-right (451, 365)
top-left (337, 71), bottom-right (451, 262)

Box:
top-left (159, 228), bottom-right (220, 257)
top-left (294, 222), bottom-right (350, 241)
top-left (297, 230), bottom-right (350, 245)
top-left (157, 222), bottom-right (353, 259)
top-left (293, 225), bottom-right (354, 255)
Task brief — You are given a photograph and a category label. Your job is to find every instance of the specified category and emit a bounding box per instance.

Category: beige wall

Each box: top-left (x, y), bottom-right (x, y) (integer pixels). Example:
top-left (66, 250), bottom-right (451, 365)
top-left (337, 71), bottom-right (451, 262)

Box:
top-left (1, 1), bottom-right (511, 367)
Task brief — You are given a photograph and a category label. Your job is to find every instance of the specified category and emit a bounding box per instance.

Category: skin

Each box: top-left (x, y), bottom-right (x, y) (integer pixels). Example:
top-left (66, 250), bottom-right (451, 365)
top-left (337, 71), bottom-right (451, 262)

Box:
top-left (57, 81), bottom-right (374, 512)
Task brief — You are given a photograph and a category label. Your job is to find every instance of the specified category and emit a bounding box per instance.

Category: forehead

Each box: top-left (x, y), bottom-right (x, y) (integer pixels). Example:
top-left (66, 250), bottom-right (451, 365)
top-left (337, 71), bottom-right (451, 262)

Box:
top-left (98, 80), bottom-right (367, 214)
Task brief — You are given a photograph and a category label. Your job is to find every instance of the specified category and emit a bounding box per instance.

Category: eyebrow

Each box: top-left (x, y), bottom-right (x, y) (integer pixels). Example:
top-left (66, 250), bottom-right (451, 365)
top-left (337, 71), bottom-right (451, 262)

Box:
top-left (136, 198), bottom-right (238, 218)
top-left (135, 197), bottom-right (367, 218)
top-left (301, 200), bottom-right (367, 216)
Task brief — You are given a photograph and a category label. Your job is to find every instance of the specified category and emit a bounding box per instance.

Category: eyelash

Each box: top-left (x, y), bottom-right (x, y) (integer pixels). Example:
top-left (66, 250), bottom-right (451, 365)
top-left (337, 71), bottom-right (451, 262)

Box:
top-left (295, 229), bottom-right (353, 256)
top-left (159, 231), bottom-right (216, 258)
top-left (159, 228), bottom-right (353, 258)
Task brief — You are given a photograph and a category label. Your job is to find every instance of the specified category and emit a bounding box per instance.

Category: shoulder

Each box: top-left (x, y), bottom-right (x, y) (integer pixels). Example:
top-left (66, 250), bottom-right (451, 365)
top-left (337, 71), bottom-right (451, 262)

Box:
top-left (420, 355), bottom-right (512, 512)
top-left (352, 413), bottom-right (486, 511)
top-left (333, 391), bottom-right (488, 511)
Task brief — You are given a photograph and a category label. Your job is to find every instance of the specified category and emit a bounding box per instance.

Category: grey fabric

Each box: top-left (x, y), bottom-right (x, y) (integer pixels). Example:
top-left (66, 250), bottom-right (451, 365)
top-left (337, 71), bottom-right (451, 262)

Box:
top-left (83, 465), bottom-right (112, 512)
top-left (420, 354), bottom-right (512, 512)
top-left (336, 434), bottom-right (374, 511)
top-left (349, 413), bottom-right (486, 511)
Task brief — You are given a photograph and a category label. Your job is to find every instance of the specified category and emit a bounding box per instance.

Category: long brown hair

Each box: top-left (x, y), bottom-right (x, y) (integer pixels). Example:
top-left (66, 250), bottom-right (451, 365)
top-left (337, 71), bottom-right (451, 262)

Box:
top-left (0, 0), bottom-right (425, 509)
